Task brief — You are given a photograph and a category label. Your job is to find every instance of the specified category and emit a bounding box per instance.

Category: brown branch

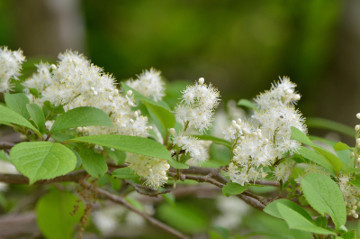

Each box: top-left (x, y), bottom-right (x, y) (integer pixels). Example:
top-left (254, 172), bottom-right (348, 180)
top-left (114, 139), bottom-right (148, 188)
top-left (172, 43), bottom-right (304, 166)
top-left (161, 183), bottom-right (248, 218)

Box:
top-left (0, 171), bottom-right (88, 184)
top-left (89, 185), bottom-right (189, 239)
top-left (168, 171), bottom-right (266, 210)
top-left (0, 142), bottom-right (14, 150)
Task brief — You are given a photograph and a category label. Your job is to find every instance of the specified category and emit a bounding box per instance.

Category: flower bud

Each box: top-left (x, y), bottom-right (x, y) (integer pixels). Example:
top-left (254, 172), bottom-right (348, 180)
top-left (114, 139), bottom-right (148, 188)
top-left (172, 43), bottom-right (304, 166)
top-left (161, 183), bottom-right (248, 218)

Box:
top-left (198, 77), bottom-right (205, 85)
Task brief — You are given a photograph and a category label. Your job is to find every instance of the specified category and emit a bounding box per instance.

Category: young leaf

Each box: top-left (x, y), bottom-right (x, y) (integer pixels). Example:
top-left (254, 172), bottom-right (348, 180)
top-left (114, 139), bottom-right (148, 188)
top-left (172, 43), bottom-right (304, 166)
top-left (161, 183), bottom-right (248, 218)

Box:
top-left (50, 106), bottom-right (113, 132)
top-left (112, 167), bottom-right (139, 179)
top-left (237, 99), bottom-right (258, 111)
top-left (79, 147), bottom-right (108, 178)
top-left (26, 103), bottom-right (45, 132)
top-left (277, 203), bottom-right (336, 235)
top-left (4, 93), bottom-right (30, 118)
top-left (290, 127), bottom-right (314, 146)
top-left (350, 175), bottom-right (360, 191)
top-left (36, 190), bottom-right (84, 239)
top-left (291, 127), bottom-right (343, 173)
top-left (192, 135), bottom-right (232, 149)
top-left (222, 182), bottom-right (247, 196)
top-left (10, 142), bottom-right (77, 184)
top-left (301, 173), bottom-right (346, 229)
top-left (306, 117), bottom-right (355, 137)
top-left (105, 147), bottom-right (126, 165)
top-left (296, 146), bottom-right (333, 173)
top-left (264, 199), bottom-right (313, 221)
top-left (334, 142), bottom-right (351, 151)
top-left (0, 104), bottom-right (41, 134)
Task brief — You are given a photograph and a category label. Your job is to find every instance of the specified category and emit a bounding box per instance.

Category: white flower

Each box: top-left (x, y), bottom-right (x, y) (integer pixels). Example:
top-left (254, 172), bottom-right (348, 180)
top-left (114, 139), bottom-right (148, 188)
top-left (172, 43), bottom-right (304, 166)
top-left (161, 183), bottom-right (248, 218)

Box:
top-left (338, 175), bottom-right (360, 218)
top-left (255, 76), bottom-right (301, 110)
top-left (0, 46), bottom-right (25, 93)
top-left (126, 153), bottom-right (170, 188)
top-left (175, 78), bottom-right (220, 133)
top-left (23, 51), bottom-right (150, 137)
top-left (273, 160), bottom-right (295, 181)
top-left (253, 105), bottom-right (307, 155)
top-left (127, 68), bottom-right (165, 101)
top-left (173, 135), bottom-right (211, 164)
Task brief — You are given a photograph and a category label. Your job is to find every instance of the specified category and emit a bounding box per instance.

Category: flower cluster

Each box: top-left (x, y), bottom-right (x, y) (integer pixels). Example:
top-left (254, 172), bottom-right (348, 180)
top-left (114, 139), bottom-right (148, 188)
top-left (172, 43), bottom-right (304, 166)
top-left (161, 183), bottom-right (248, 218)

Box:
top-left (126, 154), bottom-right (170, 188)
top-left (338, 175), bottom-right (360, 218)
top-left (175, 77), bottom-right (220, 133)
top-left (225, 77), bottom-right (307, 185)
top-left (23, 51), bottom-right (150, 137)
top-left (0, 46), bottom-right (25, 93)
top-left (171, 78), bottom-right (220, 165)
top-left (126, 68), bottom-right (165, 102)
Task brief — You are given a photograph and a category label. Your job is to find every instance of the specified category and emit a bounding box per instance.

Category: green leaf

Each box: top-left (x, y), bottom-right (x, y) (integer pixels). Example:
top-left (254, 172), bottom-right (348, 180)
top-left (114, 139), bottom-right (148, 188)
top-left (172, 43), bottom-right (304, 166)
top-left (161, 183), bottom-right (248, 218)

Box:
top-left (192, 135), bottom-right (231, 149)
top-left (144, 102), bottom-right (175, 130)
top-left (105, 147), bottom-right (126, 165)
top-left (222, 182), bottom-right (247, 196)
top-left (4, 93), bottom-right (30, 118)
top-left (26, 103), bottom-right (45, 132)
top-left (68, 134), bottom-right (175, 164)
top-left (312, 146), bottom-right (342, 174)
top-left (296, 146), bottom-right (333, 173)
top-left (334, 142), bottom-right (351, 151)
top-left (301, 173), bottom-right (346, 229)
top-left (0, 104), bottom-right (41, 134)
top-left (10, 142), bottom-right (77, 184)
top-left (350, 175), bottom-right (360, 191)
top-left (112, 167), bottom-right (139, 179)
top-left (306, 117), bottom-right (355, 137)
top-left (291, 127), bottom-right (342, 173)
top-left (291, 127), bottom-right (314, 146)
top-left (264, 199), bottom-right (313, 221)
top-left (237, 99), bottom-right (258, 111)
top-left (0, 150), bottom-right (9, 161)
top-left (50, 106), bottom-right (113, 132)
top-left (79, 147), bottom-right (108, 178)
top-left (277, 203), bottom-right (335, 235)
top-left (162, 193), bottom-right (175, 206)
top-left (36, 190), bottom-right (84, 239)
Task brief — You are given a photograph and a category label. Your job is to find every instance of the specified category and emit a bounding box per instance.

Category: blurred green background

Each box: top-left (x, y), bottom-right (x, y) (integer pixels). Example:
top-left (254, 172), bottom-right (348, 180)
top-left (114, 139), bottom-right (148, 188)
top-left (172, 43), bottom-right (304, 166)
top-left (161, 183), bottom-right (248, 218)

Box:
top-left (1, 0), bottom-right (359, 130)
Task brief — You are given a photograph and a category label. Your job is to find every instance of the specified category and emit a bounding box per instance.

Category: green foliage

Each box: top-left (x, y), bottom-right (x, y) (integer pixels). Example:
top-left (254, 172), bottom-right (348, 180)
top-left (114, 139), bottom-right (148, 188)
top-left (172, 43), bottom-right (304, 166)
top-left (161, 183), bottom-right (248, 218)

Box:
top-left (68, 134), bottom-right (188, 169)
top-left (26, 103), bottom-right (45, 132)
top-left (36, 190), bottom-right (84, 239)
top-left (0, 104), bottom-right (40, 134)
top-left (4, 93), bottom-right (30, 118)
top-left (192, 135), bottom-right (232, 149)
top-left (291, 127), bottom-right (343, 174)
top-left (78, 147), bottom-right (108, 178)
top-left (264, 199), bottom-right (313, 221)
top-left (276, 203), bottom-right (335, 235)
top-left (50, 106), bottom-right (113, 132)
top-left (306, 117), bottom-right (355, 137)
top-left (10, 142), bottom-right (77, 184)
top-left (237, 99), bottom-right (258, 111)
top-left (222, 182), bottom-right (247, 196)
top-left (301, 173), bottom-right (347, 229)
top-left (112, 167), bottom-right (138, 179)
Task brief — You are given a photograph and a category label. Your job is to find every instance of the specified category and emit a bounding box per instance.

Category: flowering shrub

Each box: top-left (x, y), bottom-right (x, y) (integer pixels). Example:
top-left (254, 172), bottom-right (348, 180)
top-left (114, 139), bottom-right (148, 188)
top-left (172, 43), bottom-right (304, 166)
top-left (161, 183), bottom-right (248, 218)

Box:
top-left (0, 46), bottom-right (359, 238)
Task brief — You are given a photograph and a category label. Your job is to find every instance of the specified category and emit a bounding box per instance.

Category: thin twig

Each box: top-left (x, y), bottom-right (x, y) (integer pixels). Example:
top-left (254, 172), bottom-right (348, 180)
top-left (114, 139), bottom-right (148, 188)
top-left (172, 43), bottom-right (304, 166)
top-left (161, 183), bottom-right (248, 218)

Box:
top-left (90, 185), bottom-right (189, 239)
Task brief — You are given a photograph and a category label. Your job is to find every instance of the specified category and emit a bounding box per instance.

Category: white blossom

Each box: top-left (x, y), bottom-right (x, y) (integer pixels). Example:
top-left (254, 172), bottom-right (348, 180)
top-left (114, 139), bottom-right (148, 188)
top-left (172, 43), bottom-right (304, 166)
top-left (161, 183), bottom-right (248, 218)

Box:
top-left (338, 175), bottom-right (360, 218)
top-left (175, 78), bottom-right (220, 133)
top-left (126, 68), bottom-right (165, 101)
top-left (173, 135), bottom-right (211, 164)
top-left (126, 153), bottom-right (170, 188)
top-left (23, 51), bottom-right (150, 137)
top-left (273, 159), bottom-right (295, 181)
top-left (0, 46), bottom-right (25, 93)
top-left (226, 77), bottom-right (306, 185)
